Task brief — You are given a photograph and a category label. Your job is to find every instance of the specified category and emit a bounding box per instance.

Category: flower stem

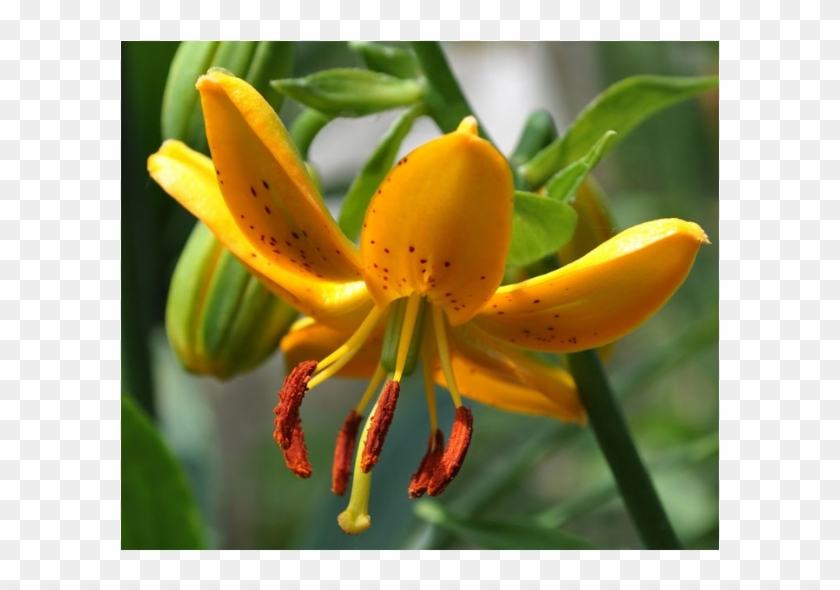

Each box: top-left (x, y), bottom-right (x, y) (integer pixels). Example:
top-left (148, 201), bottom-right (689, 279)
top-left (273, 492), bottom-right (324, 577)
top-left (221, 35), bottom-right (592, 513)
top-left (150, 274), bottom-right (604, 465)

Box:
top-left (409, 42), bottom-right (491, 140)
top-left (289, 108), bottom-right (331, 160)
top-left (567, 349), bottom-right (682, 549)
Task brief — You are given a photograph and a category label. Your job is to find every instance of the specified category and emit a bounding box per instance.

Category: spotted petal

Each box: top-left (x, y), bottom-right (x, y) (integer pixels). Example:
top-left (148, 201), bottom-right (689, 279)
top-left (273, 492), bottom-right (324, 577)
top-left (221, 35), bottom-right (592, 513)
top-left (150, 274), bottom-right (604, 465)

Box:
top-left (149, 140), bottom-right (371, 328)
top-left (473, 219), bottom-right (709, 352)
top-left (360, 118), bottom-right (514, 326)
top-left (196, 69), bottom-right (363, 281)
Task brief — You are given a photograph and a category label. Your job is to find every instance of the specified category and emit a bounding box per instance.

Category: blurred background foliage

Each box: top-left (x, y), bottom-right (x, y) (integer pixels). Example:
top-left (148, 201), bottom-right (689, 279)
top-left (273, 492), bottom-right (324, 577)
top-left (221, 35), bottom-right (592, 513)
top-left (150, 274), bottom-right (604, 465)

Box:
top-left (122, 41), bottom-right (719, 550)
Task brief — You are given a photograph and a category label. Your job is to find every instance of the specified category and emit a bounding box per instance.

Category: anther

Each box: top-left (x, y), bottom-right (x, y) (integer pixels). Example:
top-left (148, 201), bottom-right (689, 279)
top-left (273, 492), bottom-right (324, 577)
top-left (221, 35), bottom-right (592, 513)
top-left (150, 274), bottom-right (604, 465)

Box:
top-left (273, 360), bottom-right (318, 450)
top-left (408, 429), bottom-right (444, 499)
top-left (360, 380), bottom-right (400, 473)
top-left (281, 418), bottom-right (312, 479)
top-left (332, 409), bottom-right (363, 496)
top-left (427, 406), bottom-right (473, 496)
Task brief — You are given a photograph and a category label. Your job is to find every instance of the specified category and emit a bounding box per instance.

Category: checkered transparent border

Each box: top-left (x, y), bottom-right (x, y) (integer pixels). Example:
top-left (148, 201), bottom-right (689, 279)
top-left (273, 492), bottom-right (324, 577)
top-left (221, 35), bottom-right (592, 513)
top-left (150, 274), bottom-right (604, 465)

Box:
top-left (1, 0), bottom-right (837, 586)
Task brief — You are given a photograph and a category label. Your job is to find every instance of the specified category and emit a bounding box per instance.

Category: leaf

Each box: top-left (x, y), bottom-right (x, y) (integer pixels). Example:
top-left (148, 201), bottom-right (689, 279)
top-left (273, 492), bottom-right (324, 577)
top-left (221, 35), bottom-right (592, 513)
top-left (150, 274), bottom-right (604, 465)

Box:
top-left (522, 75), bottom-right (719, 188)
top-left (121, 395), bottom-right (206, 549)
top-left (545, 131), bottom-right (616, 202)
top-left (348, 41), bottom-right (420, 79)
top-left (271, 69), bottom-right (423, 118)
top-left (338, 102), bottom-right (424, 240)
top-left (507, 191), bottom-right (578, 268)
top-left (414, 501), bottom-right (595, 550)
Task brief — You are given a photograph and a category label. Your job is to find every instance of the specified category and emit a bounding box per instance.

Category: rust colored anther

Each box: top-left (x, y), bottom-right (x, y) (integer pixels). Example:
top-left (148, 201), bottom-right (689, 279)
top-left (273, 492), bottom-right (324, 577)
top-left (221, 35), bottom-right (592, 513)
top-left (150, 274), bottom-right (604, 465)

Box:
top-left (427, 406), bottom-right (473, 497)
top-left (408, 429), bottom-right (444, 499)
top-left (360, 380), bottom-right (400, 473)
top-left (273, 360), bottom-right (318, 450)
top-left (331, 409), bottom-right (363, 496)
top-left (282, 418), bottom-right (312, 479)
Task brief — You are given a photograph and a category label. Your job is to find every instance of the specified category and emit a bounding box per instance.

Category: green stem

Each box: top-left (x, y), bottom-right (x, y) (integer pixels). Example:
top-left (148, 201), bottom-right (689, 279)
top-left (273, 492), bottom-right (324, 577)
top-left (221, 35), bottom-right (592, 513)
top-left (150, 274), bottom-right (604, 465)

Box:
top-left (409, 42), bottom-right (490, 139)
top-left (568, 349), bottom-right (682, 549)
top-left (289, 108), bottom-right (331, 160)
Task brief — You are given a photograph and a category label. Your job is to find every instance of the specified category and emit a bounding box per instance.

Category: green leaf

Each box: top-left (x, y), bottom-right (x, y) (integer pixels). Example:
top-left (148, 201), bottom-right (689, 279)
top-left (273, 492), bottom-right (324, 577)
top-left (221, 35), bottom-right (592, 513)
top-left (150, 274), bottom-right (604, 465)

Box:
top-left (414, 501), bottom-right (595, 550)
top-left (510, 109), bottom-right (558, 166)
top-left (507, 191), bottom-right (578, 267)
top-left (521, 75), bottom-right (719, 188)
top-left (271, 69), bottom-right (423, 118)
top-left (121, 395), bottom-right (206, 549)
top-left (338, 102), bottom-right (425, 240)
top-left (545, 131), bottom-right (616, 202)
top-left (348, 41), bottom-right (420, 79)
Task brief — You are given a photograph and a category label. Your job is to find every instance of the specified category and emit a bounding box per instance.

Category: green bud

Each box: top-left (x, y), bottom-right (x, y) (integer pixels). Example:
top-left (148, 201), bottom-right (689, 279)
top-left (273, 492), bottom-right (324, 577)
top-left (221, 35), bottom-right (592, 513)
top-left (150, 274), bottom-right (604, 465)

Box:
top-left (510, 109), bottom-right (558, 167)
top-left (162, 41), bottom-right (294, 152)
top-left (347, 41), bottom-right (420, 79)
top-left (271, 69), bottom-right (423, 118)
top-left (166, 222), bottom-right (298, 380)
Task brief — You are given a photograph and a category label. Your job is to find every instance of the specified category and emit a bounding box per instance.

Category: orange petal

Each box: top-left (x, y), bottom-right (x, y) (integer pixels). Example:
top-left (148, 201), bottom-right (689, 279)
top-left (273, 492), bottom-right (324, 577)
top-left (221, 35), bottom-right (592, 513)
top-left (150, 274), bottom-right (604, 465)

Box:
top-left (434, 324), bottom-right (585, 423)
top-left (149, 140), bottom-right (373, 329)
top-left (474, 219), bottom-right (709, 352)
top-left (360, 117), bottom-right (514, 326)
top-left (281, 319), bottom-right (383, 378)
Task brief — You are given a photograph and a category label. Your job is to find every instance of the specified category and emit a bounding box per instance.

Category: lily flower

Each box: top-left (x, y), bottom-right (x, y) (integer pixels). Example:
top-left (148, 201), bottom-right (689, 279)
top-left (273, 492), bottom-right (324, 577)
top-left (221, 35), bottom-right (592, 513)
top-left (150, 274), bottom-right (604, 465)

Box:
top-left (148, 70), bottom-right (709, 534)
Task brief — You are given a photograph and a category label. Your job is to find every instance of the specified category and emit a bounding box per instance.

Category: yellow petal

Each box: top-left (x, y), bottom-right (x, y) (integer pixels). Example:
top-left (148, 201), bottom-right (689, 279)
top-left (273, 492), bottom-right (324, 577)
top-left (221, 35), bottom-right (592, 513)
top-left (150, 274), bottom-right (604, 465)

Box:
top-left (196, 69), bottom-right (362, 282)
top-left (439, 324), bottom-right (584, 423)
top-left (474, 219), bottom-right (709, 352)
top-left (281, 319), bottom-right (383, 379)
top-left (149, 140), bottom-right (372, 329)
top-left (360, 117), bottom-right (513, 326)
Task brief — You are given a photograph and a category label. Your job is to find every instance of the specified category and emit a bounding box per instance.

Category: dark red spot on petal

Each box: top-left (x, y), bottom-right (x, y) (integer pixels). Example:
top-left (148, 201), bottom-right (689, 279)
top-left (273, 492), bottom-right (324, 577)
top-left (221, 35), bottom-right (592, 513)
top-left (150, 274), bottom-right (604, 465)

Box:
top-left (262, 180), bottom-right (269, 189)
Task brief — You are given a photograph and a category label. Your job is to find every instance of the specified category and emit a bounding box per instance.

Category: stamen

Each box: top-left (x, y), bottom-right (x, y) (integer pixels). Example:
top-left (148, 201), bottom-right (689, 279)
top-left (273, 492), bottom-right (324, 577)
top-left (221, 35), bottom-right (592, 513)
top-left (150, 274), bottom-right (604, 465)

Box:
top-left (393, 294), bottom-right (422, 382)
top-left (360, 380), bottom-right (400, 473)
top-left (427, 406), bottom-right (473, 496)
top-left (273, 360), bottom-right (318, 450)
top-left (420, 353), bottom-right (438, 435)
top-left (331, 410), bottom-right (362, 496)
top-left (355, 365), bottom-right (386, 415)
top-left (281, 418), bottom-right (312, 479)
top-left (408, 429), bottom-right (444, 499)
top-left (431, 306), bottom-right (463, 408)
top-left (310, 305), bottom-right (384, 381)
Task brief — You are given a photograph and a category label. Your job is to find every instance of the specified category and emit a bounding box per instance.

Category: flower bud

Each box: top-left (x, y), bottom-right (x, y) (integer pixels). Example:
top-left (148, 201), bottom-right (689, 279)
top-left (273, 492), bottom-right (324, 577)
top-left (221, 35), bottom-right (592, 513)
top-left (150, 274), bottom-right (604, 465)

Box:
top-left (162, 41), bottom-right (294, 153)
top-left (166, 221), bottom-right (298, 380)
top-left (271, 69), bottom-right (423, 118)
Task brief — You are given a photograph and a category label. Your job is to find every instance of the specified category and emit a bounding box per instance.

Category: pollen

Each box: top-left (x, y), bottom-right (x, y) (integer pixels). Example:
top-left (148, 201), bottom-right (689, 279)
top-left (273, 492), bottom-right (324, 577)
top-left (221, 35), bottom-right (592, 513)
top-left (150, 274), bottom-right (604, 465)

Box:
top-left (273, 360), bottom-right (318, 450)
top-left (408, 429), bottom-right (444, 499)
top-left (360, 380), bottom-right (400, 473)
top-left (332, 409), bottom-right (363, 496)
top-left (427, 406), bottom-right (473, 496)
top-left (281, 418), bottom-right (312, 479)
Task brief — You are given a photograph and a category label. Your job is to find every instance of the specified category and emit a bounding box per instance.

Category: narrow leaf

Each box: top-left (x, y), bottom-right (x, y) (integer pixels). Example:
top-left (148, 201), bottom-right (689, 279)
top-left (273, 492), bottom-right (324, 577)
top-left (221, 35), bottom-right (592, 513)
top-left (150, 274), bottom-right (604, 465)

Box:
top-left (414, 501), bottom-right (595, 550)
top-left (348, 41), bottom-right (420, 79)
top-left (545, 130), bottom-right (616, 202)
top-left (338, 102), bottom-right (424, 240)
top-left (271, 69), bottom-right (423, 118)
top-left (522, 75), bottom-right (719, 188)
top-left (507, 191), bottom-right (578, 267)
top-left (121, 395), bottom-right (206, 549)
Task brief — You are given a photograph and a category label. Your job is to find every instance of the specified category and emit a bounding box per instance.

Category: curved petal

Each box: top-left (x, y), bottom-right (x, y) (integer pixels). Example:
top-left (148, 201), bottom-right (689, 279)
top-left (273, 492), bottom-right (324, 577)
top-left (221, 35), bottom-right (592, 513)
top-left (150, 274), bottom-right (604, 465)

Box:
top-left (196, 69), bottom-right (362, 283)
top-left (149, 141), bottom-right (373, 329)
top-left (281, 319), bottom-right (383, 379)
top-left (474, 219), bottom-right (709, 352)
top-left (441, 324), bottom-right (585, 424)
top-left (360, 117), bottom-right (513, 326)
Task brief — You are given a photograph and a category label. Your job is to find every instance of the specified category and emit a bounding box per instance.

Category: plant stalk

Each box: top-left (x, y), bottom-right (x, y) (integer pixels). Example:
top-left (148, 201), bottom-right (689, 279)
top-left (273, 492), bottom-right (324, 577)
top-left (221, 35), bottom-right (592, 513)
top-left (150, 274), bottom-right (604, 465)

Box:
top-left (568, 349), bottom-right (682, 549)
